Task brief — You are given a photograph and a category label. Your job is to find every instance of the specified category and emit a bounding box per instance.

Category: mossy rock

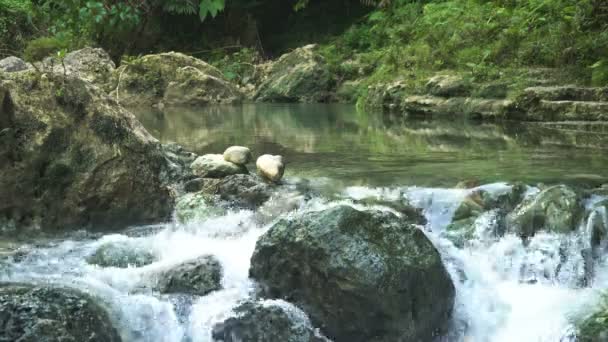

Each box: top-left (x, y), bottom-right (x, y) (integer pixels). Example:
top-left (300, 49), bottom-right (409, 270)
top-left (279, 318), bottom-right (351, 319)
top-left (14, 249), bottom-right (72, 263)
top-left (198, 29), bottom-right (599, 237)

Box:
top-left (575, 293), bottom-right (608, 342)
top-left (110, 52), bottom-right (242, 107)
top-left (154, 255), bottom-right (222, 296)
top-left (254, 45), bottom-right (332, 103)
top-left (174, 192), bottom-right (226, 223)
top-left (506, 184), bottom-right (584, 238)
top-left (87, 241), bottom-right (156, 268)
top-left (0, 70), bottom-right (177, 232)
top-left (212, 300), bottom-right (326, 342)
top-left (250, 205), bottom-right (455, 342)
top-left (0, 283), bottom-right (122, 342)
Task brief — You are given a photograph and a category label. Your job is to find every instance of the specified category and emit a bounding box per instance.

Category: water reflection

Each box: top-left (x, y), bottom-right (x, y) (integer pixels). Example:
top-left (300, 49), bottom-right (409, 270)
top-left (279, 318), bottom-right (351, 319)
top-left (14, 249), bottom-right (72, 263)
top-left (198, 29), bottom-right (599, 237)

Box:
top-left (132, 104), bottom-right (608, 187)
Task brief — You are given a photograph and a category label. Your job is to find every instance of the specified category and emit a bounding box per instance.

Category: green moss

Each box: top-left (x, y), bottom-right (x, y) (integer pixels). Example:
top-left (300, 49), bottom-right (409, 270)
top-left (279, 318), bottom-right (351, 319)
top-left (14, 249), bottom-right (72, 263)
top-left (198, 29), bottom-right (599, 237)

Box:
top-left (23, 37), bottom-right (68, 62)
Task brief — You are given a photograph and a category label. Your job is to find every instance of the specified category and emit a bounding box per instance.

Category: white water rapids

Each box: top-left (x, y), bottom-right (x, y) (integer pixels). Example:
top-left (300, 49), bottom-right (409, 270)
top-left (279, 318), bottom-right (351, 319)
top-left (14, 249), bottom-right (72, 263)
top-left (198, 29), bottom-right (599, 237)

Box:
top-left (1, 181), bottom-right (607, 342)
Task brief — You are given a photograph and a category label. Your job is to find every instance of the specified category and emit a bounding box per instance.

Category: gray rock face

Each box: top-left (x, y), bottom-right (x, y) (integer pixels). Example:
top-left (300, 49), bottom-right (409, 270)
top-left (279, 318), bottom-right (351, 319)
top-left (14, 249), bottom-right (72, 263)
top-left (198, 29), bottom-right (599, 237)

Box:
top-left (0, 70), bottom-right (177, 233)
top-left (223, 146), bottom-right (252, 165)
top-left (212, 300), bottom-right (328, 342)
top-left (250, 205), bottom-right (455, 342)
top-left (426, 74), bottom-right (471, 97)
top-left (0, 283), bottom-right (122, 342)
top-left (254, 45), bottom-right (331, 103)
top-left (201, 174), bottom-right (272, 209)
top-left (0, 56), bottom-right (29, 73)
top-left (506, 185), bottom-right (584, 238)
top-left (155, 255), bottom-right (222, 296)
top-left (86, 241), bottom-right (156, 268)
top-left (256, 154), bottom-right (285, 182)
top-left (109, 52), bottom-right (242, 107)
top-left (62, 48), bottom-right (116, 87)
top-left (191, 154), bottom-right (248, 178)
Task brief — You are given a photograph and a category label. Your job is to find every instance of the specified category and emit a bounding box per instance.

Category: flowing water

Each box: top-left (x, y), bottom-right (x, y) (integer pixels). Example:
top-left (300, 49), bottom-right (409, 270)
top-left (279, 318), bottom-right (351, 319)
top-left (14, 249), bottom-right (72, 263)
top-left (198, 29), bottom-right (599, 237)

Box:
top-left (2, 104), bottom-right (608, 341)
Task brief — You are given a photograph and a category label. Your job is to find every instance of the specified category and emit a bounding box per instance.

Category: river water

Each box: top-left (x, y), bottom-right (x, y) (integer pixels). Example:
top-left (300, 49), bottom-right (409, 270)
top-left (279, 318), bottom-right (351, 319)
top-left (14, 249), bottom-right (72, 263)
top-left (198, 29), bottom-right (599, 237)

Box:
top-left (2, 104), bottom-right (608, 341)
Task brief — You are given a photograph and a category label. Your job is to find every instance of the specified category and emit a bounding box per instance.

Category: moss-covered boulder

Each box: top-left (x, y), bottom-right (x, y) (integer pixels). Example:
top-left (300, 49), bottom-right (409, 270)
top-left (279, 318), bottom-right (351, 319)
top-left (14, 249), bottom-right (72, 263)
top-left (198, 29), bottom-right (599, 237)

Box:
top-left (212, 300), bottom-right (328, 342)
top-left (110, 52), bottom-right (242, 107)
top-left (254, 45), bottom-right (331, 103)
top-left (0, 283), bottom-right (122, 342)
top-left (61, 48), bottom-right (116, 87)
top-left (506, 185), bottom-right (584, 238)
top-left (0, 70), bottom-right (181, 233)
top-left (154, 255), bottom-right (222, 296)
top-left (87, 241), bottom-right (156, 268)
top-left (250, 205), bottom-right (455, 342)
top-left (174, 192), bottom-right (226, 223)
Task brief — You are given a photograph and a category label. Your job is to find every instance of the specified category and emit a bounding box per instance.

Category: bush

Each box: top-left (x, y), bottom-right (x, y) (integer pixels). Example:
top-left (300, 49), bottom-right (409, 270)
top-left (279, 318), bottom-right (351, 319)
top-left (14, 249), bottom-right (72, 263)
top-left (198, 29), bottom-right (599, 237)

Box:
top-left (0, 0), bottom-right (35, 56)
top-left (23, 36), bottom-right (68, 62)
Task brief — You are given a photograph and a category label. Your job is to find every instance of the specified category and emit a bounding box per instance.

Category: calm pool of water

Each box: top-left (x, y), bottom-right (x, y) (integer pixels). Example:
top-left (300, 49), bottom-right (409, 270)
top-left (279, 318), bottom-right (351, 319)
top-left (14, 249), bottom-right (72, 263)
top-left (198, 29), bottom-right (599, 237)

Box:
top-left (133, 104), bottom-right (608, 187)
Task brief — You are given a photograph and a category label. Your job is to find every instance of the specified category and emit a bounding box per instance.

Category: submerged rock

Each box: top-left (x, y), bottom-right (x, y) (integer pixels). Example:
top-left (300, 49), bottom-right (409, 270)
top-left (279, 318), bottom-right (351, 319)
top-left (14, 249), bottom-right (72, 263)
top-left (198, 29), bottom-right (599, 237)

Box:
top-left (110, 52), bottom-right (242, 107)
top-left (174, 192), bottom-right (226, 223)
top-left (154, 255), bottom-right (222, 296)
top-left (87, 241), bottom-right (156, 268)
top-left (212, 300), bottom-right (328, 342)
top-left (223, 146), bottom-right (252, 165)
top-left (506, 185), bottom-right (584, 238)
top-left (254, 45), bottom-right (331, 103)
top-left (0, 56), bottom-right (29, 73)
top-left (256, 154), bottom-right (285, 182)
top-left (202, 174), bottom-right (272, 209)
top-left (191, 154), bottom-right (248, 178)
top-left (0, 70), bottom-right (178, 232)
top-left (0, 283), bottom-right (122, 342)
top-left (250, 205), bottom-right (455, 342)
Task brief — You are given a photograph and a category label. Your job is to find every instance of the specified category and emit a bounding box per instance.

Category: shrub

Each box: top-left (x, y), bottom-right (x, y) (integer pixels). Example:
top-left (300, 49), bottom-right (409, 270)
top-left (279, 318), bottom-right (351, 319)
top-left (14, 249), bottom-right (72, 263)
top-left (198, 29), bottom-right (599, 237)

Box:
top-left (23, 36), bottom-right (68, 62)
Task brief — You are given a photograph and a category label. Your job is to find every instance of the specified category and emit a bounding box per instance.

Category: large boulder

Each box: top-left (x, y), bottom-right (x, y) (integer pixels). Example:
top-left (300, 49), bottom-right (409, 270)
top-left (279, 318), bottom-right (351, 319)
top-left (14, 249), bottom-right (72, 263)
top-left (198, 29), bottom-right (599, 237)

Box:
top-left (201, 174), bottom-right (272, 209)
top-left (250, 205), bottom-right (455, 342)
top-left (110, 52), bottom-right (242, 107)
top-left (154, 255), bottom-right (222, 296)
top-left (0, 283), bottom-right (122, 342)
top-left (191, 154), bottom-right (248, 178)
top-left (0, 56), bottom-right (29, 73)
top-left (86, 241), bottom-right (156, 268)
top-left (506, 185), bottom-right (584, 238)
top-left (212, 300), bottom-right (328, 342)
top-left (0, 70), bottom-right (179, 233)
top-left (254, 45), bottom-right (331, 103)
top-left (61, 48), bottom-right (116, 87)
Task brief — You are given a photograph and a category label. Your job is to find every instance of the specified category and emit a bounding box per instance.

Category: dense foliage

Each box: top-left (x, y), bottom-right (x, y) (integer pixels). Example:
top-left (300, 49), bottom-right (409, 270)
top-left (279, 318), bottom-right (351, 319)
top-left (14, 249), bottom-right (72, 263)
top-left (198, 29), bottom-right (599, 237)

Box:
top-left (0, 0), bottom-right (36, 55)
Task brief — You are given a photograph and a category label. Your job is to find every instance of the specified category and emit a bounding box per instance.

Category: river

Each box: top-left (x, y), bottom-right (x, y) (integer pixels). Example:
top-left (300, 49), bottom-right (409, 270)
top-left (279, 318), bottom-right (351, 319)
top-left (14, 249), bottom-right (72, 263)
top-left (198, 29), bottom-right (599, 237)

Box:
top-left (2, 104), bottom-right (608, 341)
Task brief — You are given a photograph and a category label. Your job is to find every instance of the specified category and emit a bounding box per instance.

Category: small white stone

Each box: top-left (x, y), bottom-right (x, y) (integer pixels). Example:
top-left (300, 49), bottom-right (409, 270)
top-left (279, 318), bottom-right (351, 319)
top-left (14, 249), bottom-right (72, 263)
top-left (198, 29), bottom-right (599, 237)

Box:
top-left (256, 154), bottom-right (285, 182)
top-left (223, 146), bottom-right (252, 165)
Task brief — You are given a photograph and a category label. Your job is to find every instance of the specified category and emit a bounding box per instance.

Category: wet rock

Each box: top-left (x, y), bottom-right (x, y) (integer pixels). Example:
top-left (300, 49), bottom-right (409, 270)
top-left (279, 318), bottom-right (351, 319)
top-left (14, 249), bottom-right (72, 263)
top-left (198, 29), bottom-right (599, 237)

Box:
top-left (0, 56), bottom-right (29, 73)
top-left (506, 185), bottom-right (584, 238)
top-left (256, 154), bottom-right (285, 182)
top-left (444, 210), bottom-right (506, 248)
top-left (250, 205), bottom-right (455, 342)
top-left (255, 45), bottom-right (331, 103)
top-left (426, 74), bottom-right (471, 97)
top-left (183, 177), bottom-right (205, 193)
top-left (174, 192), bottom-right (226, 223)
top-left (110, 52), bottom-right (241, 107)
top-left (212, 300), bottom-right (328, 342)
top-left (87, 241), bottom-right (156, 268)
top-left (201, 174), bottom-right (272, 209)
top-left (0, 283), bottom-right (121, 342)
top-left (155, 255), bottom-right (222, 296)
top-left (588, 200), bottom-right (608, 247)
top-left (0, 70), bottom-right (177, 232)
top-left (191, 154), bottom-right (248, 178)
top-left (223, 146), bottom-right (252, 165)
top-left (353, 196), bottom-right (427, 225)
